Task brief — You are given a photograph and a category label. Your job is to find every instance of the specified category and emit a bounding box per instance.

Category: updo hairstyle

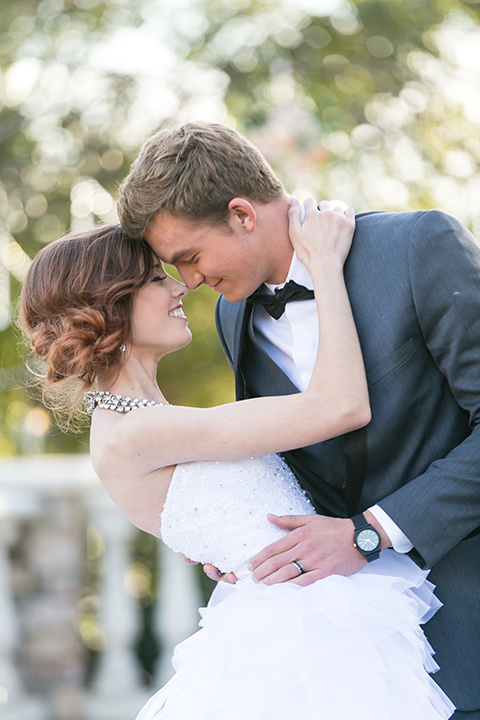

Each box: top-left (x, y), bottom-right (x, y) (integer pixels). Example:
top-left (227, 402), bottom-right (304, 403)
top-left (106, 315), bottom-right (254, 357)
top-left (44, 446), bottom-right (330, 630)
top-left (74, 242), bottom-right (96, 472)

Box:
top-left (19, 225), bottom-right (154, 426)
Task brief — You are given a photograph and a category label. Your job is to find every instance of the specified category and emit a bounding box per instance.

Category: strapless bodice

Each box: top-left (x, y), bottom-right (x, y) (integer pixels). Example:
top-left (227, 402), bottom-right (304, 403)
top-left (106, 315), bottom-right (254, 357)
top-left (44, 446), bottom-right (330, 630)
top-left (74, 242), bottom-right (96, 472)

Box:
top-left (160, 454), bottom-right (315, 579)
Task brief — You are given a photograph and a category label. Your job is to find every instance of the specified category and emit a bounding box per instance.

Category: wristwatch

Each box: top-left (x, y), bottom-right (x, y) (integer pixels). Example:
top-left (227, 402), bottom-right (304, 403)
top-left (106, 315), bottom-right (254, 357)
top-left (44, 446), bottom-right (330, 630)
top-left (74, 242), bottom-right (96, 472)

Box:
top-left (352, 513), bottom-right (381, 562)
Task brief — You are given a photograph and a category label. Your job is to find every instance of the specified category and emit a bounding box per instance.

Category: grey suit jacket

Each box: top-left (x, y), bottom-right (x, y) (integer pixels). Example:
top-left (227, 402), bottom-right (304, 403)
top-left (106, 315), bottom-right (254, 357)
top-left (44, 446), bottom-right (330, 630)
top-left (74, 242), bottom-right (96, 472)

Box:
top-left (216, 210), bottom-right (480, 709)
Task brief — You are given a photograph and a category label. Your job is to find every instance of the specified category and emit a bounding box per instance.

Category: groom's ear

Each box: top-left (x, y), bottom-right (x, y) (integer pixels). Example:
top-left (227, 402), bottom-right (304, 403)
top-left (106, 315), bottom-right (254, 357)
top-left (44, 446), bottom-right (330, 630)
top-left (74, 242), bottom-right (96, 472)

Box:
top-left (228, 198), bottom-right (256, 233)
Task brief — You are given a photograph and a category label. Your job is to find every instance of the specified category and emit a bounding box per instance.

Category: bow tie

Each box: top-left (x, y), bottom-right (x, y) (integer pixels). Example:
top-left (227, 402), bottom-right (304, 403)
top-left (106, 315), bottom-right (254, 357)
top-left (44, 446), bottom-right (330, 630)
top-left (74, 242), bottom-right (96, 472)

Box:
top-left (248, 280), bottom-right (315, 319)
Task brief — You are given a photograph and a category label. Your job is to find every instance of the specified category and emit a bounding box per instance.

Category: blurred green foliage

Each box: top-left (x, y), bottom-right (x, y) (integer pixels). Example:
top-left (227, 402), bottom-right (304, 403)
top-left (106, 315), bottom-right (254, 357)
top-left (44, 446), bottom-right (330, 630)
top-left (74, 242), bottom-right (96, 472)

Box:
top-left (1, 0), bottom-right (480, 455)
top-left (193, 0), bottom-right (480, 214)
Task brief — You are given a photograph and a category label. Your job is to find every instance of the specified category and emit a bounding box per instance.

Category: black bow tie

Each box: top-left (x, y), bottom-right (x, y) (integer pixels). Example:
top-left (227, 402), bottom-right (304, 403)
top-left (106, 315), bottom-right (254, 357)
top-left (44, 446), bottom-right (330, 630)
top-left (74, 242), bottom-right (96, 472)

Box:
top-left (248, 280), bottom-right (315, 319)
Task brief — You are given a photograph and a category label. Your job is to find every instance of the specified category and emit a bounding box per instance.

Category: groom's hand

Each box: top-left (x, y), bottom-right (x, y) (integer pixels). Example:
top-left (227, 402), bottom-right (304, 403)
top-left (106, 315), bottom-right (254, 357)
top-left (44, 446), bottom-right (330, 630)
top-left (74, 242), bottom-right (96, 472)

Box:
top-left (247, 513), bottom-right (388, 586)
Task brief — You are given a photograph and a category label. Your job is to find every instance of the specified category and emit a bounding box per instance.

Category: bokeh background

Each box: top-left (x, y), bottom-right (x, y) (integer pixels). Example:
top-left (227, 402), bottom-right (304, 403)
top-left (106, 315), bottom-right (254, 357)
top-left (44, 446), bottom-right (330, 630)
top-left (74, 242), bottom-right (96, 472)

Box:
top-left (3, 0), bottom-right (480, 448)
top-left (1, 0), bottom-right (480, 717)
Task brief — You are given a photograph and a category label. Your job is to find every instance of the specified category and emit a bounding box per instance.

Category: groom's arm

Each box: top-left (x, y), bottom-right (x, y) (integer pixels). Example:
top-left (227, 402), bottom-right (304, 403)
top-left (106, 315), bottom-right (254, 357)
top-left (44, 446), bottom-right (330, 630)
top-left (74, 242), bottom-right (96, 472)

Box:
top-left (376, 210), bottom-right (480, 567)
top-left (214, 265), bottom-right (392, 584)
top-left (250, 210), bottom-right (480, 583)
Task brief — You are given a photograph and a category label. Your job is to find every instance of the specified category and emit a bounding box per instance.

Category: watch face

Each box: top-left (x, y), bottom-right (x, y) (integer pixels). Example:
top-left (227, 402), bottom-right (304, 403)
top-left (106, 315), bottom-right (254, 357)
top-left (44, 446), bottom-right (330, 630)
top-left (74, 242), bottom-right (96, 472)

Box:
top-left (357, 528), bottom-right (380, 552)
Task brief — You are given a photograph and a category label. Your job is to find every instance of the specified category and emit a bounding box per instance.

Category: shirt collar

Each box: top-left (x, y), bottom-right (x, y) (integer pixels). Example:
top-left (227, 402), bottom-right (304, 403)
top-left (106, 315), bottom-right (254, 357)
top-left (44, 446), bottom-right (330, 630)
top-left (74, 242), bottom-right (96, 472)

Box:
top-left (265, 252), bottom-right (314, 293)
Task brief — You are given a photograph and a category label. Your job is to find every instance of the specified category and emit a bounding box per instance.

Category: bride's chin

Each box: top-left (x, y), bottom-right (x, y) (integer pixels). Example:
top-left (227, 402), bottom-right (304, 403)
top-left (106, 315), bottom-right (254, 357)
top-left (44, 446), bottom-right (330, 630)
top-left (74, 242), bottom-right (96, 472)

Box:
top-left (164, 330), bottom-right (193, 355)
top-left (181, 331), bottom-right (193, 349)
top-left (180, 327), bottom-right (192, 344)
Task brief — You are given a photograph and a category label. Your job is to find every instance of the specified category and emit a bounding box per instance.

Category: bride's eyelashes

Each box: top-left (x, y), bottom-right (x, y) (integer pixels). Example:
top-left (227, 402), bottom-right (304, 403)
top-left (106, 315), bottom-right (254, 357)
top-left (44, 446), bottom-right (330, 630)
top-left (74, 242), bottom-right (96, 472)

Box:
top-left (152, 274), bottom-right (167, 282)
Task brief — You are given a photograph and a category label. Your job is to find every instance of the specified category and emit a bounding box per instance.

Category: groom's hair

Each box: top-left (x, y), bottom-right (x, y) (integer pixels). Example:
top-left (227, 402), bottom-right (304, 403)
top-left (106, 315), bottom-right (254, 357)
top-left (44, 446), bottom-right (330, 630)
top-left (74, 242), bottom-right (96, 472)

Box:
top-left (117, 122), bottom-right (284, 238)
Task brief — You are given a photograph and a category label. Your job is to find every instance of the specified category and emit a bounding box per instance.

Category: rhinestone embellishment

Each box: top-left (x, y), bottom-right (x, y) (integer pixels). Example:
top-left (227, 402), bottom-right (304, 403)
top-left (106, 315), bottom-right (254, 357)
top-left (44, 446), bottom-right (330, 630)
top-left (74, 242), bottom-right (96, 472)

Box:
top-left (84, 390), bottom-right (165, 414)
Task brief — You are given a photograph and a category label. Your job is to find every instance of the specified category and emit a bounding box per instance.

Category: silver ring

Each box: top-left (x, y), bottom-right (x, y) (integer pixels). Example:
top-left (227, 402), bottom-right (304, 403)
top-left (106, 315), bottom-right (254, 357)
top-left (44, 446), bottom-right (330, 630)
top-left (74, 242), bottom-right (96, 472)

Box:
top-left (291, 560), bottom-right (305, 575)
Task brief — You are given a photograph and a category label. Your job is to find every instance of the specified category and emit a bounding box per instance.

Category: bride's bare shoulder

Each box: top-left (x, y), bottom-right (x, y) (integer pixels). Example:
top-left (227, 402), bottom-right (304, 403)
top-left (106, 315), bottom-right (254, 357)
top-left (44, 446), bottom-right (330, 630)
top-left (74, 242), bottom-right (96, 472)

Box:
top-left (89, 412), bottom-right (175, 537)
top-left (89, 405), bottom-right (167, 475)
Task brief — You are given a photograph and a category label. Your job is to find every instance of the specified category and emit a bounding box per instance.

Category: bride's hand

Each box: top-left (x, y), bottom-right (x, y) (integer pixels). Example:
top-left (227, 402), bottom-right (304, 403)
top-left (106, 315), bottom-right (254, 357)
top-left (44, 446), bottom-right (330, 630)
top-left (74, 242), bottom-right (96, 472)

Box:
top-left (203, 563), bottom-right (238, 584)
top-left (288, 198), bottom-right (355, 270)
top-left (184, 557), bottom-right (238, 584)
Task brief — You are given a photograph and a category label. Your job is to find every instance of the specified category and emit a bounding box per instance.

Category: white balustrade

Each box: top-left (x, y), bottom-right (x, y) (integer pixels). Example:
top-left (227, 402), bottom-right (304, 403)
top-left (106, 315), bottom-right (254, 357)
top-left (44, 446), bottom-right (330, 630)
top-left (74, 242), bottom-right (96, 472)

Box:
top-left (154, 543), bottom-right (203, 687)
top-left (84, 490), bottom-right (150, 720)
top-left (0, 487), bottom-right (48, 720)
top-left (0, 455), bottom-right (205, 720)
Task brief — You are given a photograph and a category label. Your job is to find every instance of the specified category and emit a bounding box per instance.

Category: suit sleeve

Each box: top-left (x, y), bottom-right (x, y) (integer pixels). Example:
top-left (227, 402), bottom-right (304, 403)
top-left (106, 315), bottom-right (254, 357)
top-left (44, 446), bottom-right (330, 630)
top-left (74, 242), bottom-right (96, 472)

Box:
top-left (378, 210), bottom-right (480, 568)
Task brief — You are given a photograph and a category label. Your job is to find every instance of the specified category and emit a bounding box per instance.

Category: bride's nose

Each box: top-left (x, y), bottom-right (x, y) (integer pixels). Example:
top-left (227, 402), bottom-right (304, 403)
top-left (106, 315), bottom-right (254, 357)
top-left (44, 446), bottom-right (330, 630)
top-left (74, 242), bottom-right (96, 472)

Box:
top-left (171, 277), bottom-right (188, 298)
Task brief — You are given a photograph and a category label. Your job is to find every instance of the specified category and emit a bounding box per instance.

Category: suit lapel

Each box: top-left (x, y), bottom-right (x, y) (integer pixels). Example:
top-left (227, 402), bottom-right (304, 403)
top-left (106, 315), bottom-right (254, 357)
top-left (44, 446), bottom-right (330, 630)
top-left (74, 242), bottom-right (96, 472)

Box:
top-left (231, 300), bottom-right (251, 399)
top-left (243, 312), bottom-right (299, 397)
top-left (230, 298), bottom-right (367, 516)
top-left (229, 301), bottom-right (298, 398)
top-left (232, 300), bottom-right (249, 361)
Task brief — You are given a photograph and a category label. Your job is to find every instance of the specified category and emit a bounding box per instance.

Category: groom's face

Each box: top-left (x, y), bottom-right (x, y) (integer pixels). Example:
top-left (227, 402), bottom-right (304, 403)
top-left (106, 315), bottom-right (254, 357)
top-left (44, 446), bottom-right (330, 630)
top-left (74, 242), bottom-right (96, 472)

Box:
top-left (145, 212), bottom-right (271, 302)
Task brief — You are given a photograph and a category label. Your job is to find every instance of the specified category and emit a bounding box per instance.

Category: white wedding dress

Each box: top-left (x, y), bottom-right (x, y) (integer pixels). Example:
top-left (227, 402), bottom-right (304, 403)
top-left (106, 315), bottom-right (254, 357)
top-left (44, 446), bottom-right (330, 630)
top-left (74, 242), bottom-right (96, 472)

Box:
top-left (136, 454), bottom-right (455, 720)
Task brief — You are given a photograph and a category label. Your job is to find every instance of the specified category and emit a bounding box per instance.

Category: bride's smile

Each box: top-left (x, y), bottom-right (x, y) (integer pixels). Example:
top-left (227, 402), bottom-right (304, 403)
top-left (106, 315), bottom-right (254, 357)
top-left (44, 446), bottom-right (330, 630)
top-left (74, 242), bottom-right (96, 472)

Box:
top-left (130, 264), bottom-right (192, 357)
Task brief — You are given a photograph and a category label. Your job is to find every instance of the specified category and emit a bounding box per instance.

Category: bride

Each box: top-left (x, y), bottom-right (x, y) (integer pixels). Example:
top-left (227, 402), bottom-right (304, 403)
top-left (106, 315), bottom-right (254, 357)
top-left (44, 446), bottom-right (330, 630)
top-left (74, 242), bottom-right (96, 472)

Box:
top-left (19, 200), bottom-right (454, 719)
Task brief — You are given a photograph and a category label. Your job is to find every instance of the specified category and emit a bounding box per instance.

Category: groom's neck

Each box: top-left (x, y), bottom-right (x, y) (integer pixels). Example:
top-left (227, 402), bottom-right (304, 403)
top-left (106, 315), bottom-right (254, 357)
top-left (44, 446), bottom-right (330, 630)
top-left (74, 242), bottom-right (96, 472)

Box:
top-left (257, 195), bottom-right (294, 285)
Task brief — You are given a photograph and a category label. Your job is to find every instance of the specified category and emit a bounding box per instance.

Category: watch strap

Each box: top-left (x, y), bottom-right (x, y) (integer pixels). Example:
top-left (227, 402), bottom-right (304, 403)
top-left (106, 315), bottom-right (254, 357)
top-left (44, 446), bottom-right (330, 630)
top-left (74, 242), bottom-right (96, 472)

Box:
top-left (351, 513), bottom-right (370, 531)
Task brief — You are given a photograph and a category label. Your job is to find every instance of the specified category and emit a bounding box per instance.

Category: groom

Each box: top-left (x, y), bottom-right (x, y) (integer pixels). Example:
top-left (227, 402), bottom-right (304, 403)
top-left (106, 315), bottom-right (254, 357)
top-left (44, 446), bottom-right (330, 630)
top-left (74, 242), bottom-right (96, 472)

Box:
top-left (118, 122), bottom-right (480, 718)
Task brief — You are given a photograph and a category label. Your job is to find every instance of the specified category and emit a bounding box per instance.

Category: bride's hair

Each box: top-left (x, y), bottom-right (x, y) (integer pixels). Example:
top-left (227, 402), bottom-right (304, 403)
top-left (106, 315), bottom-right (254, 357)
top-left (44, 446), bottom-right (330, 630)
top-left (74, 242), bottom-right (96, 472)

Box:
top-left (18, 225), bottom-right (154, 429)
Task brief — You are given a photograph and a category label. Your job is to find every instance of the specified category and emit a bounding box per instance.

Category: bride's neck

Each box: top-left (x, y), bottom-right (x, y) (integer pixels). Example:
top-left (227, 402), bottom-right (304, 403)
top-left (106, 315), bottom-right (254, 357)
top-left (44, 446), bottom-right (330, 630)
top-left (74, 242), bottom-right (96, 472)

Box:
top-left (100, 355), bottom-right (166, 404)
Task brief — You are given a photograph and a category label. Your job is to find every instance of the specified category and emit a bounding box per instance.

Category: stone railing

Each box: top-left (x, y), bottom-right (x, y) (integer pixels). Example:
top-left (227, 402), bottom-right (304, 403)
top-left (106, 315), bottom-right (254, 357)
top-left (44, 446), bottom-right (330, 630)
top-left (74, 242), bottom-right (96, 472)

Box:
top-left (0, 455), bottom-right (203, 720)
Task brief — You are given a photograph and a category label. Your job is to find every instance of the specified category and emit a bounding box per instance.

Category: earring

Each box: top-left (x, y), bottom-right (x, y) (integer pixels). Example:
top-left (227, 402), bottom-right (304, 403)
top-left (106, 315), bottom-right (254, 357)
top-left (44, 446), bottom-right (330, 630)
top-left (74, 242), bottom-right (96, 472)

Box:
top-left (119, 344), bottom-right (126, 354)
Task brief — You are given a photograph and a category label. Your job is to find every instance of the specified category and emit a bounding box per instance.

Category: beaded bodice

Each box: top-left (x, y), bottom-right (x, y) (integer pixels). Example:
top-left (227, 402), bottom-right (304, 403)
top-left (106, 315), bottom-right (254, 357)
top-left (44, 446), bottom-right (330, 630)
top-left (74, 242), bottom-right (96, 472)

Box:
top-left (160, 455), bottom-right (315, 580)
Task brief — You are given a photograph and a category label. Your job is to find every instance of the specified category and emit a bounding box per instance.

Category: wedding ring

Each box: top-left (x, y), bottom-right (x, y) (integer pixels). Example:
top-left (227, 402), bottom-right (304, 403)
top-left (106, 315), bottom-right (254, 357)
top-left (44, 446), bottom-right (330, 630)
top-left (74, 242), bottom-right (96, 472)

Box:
top-left (291, 560), bottom-right (305, 575)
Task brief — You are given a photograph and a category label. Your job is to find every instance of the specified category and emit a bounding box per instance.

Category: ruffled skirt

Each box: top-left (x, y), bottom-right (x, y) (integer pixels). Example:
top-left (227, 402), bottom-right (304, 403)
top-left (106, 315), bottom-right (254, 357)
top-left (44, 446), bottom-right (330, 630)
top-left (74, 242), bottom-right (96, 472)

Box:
top-left (136, 551), bottom-right (455, 719)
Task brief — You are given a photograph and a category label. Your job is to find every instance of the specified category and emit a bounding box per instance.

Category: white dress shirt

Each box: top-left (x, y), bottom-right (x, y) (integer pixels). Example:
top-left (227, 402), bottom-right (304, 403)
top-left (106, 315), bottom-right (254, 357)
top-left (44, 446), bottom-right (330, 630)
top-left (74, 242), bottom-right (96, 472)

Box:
top-left (251, 251), bottom-right (413, 553)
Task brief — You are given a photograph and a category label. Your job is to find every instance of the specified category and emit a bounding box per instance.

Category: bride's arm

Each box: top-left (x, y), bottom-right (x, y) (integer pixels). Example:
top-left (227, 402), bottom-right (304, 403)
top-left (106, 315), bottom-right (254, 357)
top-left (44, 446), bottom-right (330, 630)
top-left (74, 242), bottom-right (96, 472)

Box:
top-left (113, 199), bottom-right (369, 471)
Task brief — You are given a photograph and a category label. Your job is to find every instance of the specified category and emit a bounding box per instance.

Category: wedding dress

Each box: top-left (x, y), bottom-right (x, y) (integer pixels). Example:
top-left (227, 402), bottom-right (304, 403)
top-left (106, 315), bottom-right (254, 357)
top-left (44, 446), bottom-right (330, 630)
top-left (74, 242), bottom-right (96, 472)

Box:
top-left (136, 454), bottom-right (455, 719)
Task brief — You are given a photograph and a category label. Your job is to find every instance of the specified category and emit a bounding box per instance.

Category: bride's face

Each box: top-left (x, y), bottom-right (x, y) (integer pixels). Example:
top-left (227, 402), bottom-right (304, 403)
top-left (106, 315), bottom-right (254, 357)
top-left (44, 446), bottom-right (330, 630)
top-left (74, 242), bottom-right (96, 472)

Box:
top-left (130, 263), bottom-right (192, 356)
